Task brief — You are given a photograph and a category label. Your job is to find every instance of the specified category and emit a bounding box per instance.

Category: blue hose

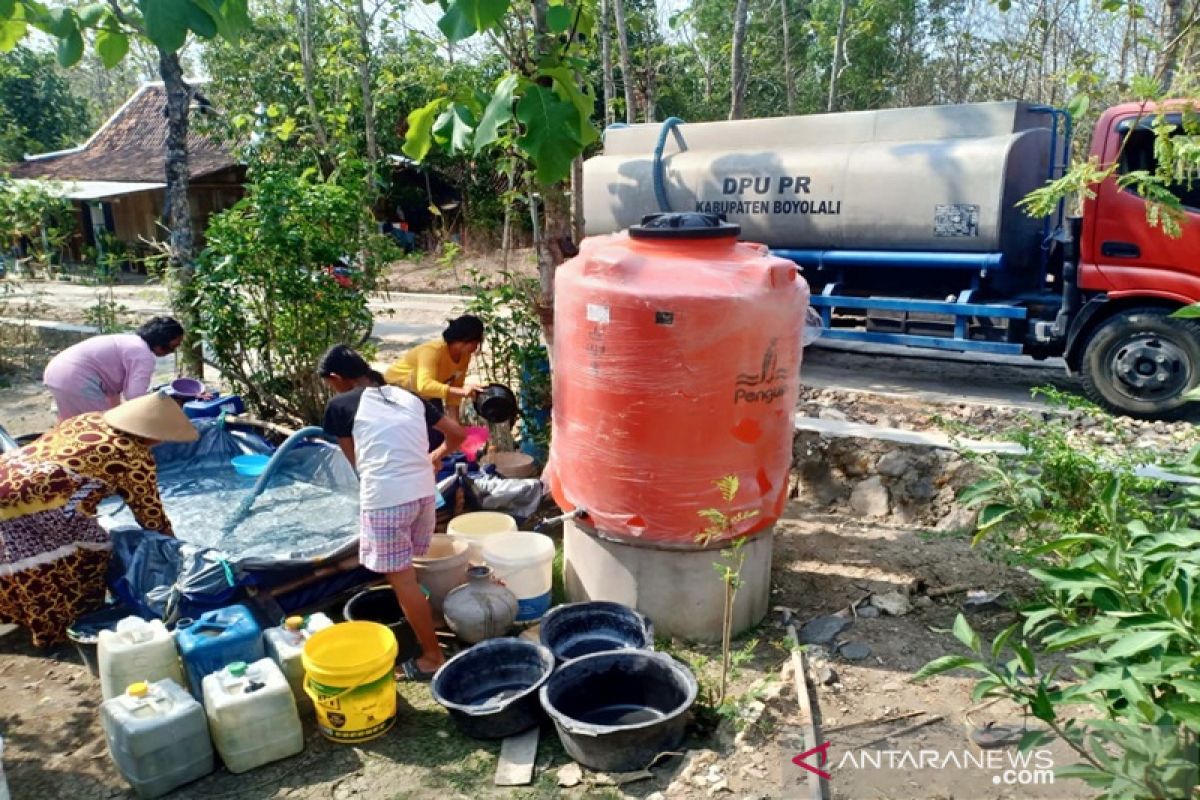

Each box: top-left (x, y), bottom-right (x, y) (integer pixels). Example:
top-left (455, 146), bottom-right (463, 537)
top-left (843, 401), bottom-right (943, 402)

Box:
top-left (652, 117), bottom-right (684, 213)
top-left (228, 425), bottom-right (327, 527)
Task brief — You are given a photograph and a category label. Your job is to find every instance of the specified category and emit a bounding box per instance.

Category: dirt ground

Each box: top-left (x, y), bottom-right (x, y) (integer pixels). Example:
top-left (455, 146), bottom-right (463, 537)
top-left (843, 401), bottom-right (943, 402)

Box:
top-left (382, 248), bottom-right (538, 295)
top-left (1, 499), bottom-right (1097, 800)
top-left (0, 268), bottom-right (1117, 799)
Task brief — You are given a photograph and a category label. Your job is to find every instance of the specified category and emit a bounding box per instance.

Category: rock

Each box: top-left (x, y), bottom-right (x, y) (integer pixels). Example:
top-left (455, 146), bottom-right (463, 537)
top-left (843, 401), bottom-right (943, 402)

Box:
top-left (670, 749), bottom-right (719, 795)
top-left (557, 763), bottom-right (583, 788)
top-left (818, 407), bottom-right (848, 422)
top-left (709, 778), bottom-right (731, 795)
top-left (798, 614), bottom-right (851, 646)
top-left (963, 590), bottom-right (1006, 612)
top-left (856, 605), bottom-right (881, 619)
top-left (871, 591), bottom-right (911, 617)
top-left (850, 477), bottom-right (890, 517)
top-left (902, 476), bottom-right (937, 501)
top-left (875, 451), bottom-right (912, 478)
top-left (647, 794), bottom-right (665, 800)
top-left (839, 641), bottom-right (872, 661)
top-left (805, 644), bottom-right (832, 661)
top-left (817, 666), bottom-right (839, 685)
top-left (915, 596), bottom-right (934, 608)
top-left (936, 506), bottom-right (978, 533)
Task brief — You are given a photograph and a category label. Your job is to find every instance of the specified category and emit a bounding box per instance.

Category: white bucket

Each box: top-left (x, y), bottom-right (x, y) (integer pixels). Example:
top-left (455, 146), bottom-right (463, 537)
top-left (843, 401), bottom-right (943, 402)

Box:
top-left (447, 512), bottom-right (517, 563)
top-left (482, 532), bottom-right (556, 622)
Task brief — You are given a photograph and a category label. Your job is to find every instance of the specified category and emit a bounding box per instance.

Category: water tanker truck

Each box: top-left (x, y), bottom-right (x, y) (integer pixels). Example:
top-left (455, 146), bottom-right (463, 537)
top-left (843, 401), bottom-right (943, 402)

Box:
top-left (582, 100), bottom-right (1200, 419)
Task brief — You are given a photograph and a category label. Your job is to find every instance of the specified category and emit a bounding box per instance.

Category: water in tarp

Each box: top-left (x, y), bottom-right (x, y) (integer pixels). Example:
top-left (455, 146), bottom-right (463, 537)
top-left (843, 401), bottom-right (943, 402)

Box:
top-left (107, 464), bottom-right (359, 559)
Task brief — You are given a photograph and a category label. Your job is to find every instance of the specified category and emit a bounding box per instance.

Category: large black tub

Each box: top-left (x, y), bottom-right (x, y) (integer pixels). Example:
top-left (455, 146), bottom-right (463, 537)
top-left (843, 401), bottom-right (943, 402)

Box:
top-left (432, 638), bottom-right (555, 739)
top-left (538, 601), bottom-right (653, 664)
top-left (343, 585), bottom-right (422, 664)
top-left (539, 650), bottom-right (697, 772)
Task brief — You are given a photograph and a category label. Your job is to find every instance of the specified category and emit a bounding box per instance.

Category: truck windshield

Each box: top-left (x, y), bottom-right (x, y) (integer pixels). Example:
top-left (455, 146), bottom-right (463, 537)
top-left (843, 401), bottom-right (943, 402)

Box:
top-left (1117, 120), bottom-right (1200, 212)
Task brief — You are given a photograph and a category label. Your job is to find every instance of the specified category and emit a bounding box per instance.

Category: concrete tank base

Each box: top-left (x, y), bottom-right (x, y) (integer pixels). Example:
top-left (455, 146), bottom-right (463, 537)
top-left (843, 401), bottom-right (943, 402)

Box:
top-left (562, 519), bottom-right (773, 642)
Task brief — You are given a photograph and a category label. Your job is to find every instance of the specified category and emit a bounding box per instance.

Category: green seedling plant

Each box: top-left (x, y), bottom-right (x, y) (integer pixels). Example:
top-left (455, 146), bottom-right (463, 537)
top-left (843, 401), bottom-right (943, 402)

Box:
top-left (696, 475), bottom-right (760, 706)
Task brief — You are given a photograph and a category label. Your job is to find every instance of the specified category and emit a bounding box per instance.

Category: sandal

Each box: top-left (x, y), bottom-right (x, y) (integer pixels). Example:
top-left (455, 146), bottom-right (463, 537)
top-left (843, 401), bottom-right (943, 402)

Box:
top-left (397, 658), bottom-right (438, 682)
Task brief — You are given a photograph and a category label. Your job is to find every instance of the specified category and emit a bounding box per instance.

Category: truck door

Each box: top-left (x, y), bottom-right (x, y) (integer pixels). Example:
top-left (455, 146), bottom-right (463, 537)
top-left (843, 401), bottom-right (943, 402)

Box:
top-left (1088, 112), bottom-right (1200, 300)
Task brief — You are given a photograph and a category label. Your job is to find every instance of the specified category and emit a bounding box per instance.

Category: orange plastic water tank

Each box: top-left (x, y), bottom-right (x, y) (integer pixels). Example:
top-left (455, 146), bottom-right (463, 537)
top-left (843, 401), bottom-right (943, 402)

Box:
top-left (547, 213), bottom-right (810, 546)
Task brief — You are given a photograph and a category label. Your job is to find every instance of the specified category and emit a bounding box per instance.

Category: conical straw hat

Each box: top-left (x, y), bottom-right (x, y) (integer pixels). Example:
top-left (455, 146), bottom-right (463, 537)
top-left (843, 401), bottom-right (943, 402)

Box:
top-left (103, 390), bottom-right (199, 443)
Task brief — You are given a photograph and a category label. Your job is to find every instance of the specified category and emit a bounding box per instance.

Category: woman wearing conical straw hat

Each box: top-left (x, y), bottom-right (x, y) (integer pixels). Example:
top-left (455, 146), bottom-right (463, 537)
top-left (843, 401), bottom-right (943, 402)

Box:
top-left (0, 390), bottom-right (198, 647)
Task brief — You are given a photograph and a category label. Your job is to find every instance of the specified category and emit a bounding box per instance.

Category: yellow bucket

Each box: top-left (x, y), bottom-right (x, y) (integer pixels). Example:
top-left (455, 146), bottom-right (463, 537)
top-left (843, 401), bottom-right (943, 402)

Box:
top-left (302, 621), bottom-right (398, 743)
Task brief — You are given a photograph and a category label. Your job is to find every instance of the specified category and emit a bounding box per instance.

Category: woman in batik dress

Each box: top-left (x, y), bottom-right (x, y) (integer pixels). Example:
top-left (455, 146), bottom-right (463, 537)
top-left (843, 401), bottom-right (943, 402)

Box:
top-left (0, 391), bottom-right (197, 646)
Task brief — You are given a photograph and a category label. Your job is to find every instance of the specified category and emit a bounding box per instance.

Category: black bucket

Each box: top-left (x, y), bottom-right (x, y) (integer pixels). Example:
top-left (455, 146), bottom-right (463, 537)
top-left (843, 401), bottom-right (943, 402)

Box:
top-left (539, 601), bottom-right (654, 665)
top-left (343, 585), bottom-right (422, 664)
top-left (66, 605), bottom-right (141, 677)
top-left (473, 384), bottom-right (518, 424)
top-left (539, 650), bottom-right (698, 772)
top-left (432, 638), bottom-right (554, 739)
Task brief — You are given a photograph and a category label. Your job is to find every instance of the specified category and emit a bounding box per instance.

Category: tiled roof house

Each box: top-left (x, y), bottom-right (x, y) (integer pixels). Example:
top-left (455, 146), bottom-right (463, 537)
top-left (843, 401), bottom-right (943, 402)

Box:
top-left (7, 82), bottom-right (244, 256)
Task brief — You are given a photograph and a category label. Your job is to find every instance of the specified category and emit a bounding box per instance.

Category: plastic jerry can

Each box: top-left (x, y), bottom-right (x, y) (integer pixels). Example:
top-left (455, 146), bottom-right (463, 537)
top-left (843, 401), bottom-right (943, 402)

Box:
top-left (101, 679), bottom-right (214, 799)
top-left (202, 659), bottom-right (304, 773)
top-left (175, 605), bottom-right (264, 699)
top-left (0, 734), bottom-right (9, 800)
top-left (263, 613), bottom-right (334, 706)
top-left (98, 617), bottom-right (184, 701)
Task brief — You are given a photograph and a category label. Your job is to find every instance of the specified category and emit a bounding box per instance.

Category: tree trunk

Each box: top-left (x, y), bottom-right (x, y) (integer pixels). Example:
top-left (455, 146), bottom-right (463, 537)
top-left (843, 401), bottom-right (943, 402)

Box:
top-left (781, 0), bottom-right (796, 114)
top-left (158, 50), bottom-right (201, 376)
top-left (729, 0), bottom-right (750, 120)
top-left (353, 0), bottom-right (379, 194)
top-left (532, 0), bottom-right (576, 348)
top-left (536, 183), bottom-right (573, 348)
top-left (600, 0), bottom-right (616, 126)
top-left (643, 43), bottom-right (656, 122)
top-left (612, 0), bottom-right (637, 124)
top-left (827, 0), bottom-right (850, 112)
top-left (1155, 0), bottom-right (1185, 92)
top-left (571, 155), bottom-right (584, 243)
top-left (297, 0), bottom-right (332, 156)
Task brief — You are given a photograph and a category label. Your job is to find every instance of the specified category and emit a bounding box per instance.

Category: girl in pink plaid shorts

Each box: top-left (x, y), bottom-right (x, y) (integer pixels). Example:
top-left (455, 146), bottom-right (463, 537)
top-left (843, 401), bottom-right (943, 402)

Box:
top-left (320, 345), bottom-right (465, 679)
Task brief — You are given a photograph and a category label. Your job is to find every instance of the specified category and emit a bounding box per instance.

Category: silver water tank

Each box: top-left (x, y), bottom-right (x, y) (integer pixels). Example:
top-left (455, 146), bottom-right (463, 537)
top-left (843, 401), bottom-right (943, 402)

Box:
top-left (583, 101), bottom-right (1054, 276)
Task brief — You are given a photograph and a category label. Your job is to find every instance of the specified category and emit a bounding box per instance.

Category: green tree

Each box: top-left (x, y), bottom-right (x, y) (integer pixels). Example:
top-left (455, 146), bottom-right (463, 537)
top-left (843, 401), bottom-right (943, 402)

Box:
top-left (0, 0), bottom-right (252, 374)
top-left (195, 167), bottom-right (392, 424)
top-left (0, 46), bottom-right (91, 163)
top-left (402, 0), bottom-right (601, 342)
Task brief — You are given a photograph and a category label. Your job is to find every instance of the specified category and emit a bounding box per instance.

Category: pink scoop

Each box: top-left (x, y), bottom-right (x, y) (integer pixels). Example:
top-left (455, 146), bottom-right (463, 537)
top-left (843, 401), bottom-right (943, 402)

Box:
top-left (461, 426), bottom-right (490, 463)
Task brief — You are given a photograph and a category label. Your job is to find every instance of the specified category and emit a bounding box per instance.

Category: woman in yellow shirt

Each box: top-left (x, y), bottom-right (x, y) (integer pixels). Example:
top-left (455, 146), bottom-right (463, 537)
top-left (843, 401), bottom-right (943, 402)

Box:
top-left (384, 315), bottom-right (484, 448)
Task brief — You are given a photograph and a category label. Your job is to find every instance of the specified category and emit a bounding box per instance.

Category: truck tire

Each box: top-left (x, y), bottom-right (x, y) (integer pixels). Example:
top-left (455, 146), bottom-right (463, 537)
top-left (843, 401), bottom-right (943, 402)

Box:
top-left (1080, 307), bottom-right (1200, 419)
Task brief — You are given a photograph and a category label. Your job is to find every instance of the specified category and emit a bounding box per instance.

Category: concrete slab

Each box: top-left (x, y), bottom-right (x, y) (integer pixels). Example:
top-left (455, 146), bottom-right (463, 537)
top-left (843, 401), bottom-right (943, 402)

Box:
top-left (563, 520), bottom-right (773, 642)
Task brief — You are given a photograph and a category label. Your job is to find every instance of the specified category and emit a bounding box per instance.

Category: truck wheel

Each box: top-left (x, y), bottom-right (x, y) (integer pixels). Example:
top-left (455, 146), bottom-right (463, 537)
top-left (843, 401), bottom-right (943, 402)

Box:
top-left (1080, 307), bottom-right (1200, 419)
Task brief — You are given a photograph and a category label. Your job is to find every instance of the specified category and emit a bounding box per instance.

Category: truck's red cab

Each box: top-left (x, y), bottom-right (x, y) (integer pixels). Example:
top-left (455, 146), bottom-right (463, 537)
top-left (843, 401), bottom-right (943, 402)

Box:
top-left (1079, 101), bottom-right (1200, 305)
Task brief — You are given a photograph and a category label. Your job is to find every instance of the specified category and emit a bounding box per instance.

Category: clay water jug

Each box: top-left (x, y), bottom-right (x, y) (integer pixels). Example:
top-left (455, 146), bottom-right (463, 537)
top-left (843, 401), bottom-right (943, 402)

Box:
top-left (442, 565), bottom-right (519, 644)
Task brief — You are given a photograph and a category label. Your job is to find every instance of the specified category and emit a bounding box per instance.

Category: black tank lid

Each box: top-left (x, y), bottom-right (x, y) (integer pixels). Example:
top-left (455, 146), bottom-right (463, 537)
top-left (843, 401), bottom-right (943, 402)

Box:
top-left (629, 212), bottom-right (741, 239)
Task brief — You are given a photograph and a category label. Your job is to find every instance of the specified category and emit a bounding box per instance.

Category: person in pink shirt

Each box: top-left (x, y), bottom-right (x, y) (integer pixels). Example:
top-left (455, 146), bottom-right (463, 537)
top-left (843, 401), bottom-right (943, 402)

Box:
top-left (42, 316), bottom-right (185, 421)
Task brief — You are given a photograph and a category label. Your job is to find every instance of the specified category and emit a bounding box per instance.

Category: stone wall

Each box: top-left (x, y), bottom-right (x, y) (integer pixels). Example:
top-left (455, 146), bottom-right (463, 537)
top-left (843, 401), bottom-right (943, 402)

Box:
top-left (790, 428), bottom-right (982, 530)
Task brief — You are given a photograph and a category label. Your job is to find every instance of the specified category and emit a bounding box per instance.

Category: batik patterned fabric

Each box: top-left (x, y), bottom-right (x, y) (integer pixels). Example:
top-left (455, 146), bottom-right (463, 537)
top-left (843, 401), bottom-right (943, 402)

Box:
top-left (358, 496), bottom-right (436, 573)
top-left (0, 413), bottom-right (171, 646)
